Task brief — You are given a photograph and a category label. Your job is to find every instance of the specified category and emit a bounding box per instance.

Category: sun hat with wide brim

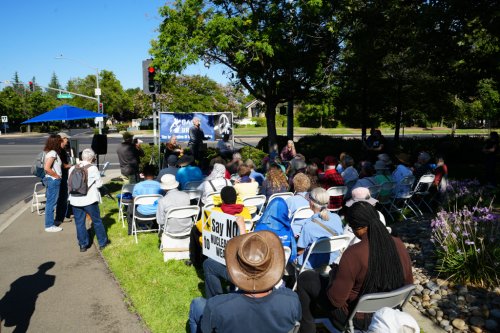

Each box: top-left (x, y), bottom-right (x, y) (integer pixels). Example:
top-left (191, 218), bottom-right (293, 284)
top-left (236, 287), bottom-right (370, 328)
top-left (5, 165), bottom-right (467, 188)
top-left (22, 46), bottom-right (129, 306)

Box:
top-left (178, 154), bottom-right (194, 166)
top-left (160, 174), bottom-right (179, 190)
top-left (395, 152), bottom-right (411, 165)
top-left (345, 187), bottom-right (378, 207)
top-left (225, 231), bottom-right (285, 293)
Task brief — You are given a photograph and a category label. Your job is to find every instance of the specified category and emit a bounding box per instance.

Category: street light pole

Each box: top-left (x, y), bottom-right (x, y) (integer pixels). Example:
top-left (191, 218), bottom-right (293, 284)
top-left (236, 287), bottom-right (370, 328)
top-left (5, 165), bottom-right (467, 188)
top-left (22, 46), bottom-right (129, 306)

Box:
top-left (55, 55), bottom-right (103, 134)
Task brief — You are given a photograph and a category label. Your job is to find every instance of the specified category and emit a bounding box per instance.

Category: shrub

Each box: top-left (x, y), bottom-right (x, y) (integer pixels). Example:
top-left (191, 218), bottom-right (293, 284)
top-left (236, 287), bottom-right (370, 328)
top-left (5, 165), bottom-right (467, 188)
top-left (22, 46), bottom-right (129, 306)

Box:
top-left (139, 144), bottom-right (159, 175)
top-left (430, 204), bottom-right (500, 288)
top-left (239, 146), bottom-right (267, 166)
top-left (252, 117), bottom-right (267, 127)
top-left (116, 123), bottom-right (129, 132)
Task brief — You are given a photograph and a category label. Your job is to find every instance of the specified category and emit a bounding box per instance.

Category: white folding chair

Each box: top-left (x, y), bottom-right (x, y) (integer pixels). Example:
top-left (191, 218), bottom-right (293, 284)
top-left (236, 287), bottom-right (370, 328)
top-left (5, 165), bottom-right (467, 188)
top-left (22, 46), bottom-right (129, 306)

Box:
top-left (367, 184), bottom-right (382, 199)
top-left (290, 206), bottom-right (314, 233)
top-left (100, 161), bottom-right (110, 177)
top-left (267, 192), bottom-right (294, 206)
top-left (242, 194), bottom-right (267, 230)
top-left (184, 189), bottom-right (202, 207)
top-left (326, 186), bottom-right (347, 212)
top-left (118, 184), bottom-right (135, 228)
top-left (409, 174), bottom-right (435, 215)
top-left (160, 205), bottom-right (200, 260)
top-left (377, 181), bottom-right (396, 222)
top-left (293, 235), bottom-right (351, 290)
top-left (31, 182), bottom-right (46, 215)
top-left (184, 180), bottom-right (204, 191)
top-left (342, 284), bottom-right (415, 332)
top-left (131, 194), bottom-right (163, 244)
top-left (389, 176), bottom-right (417, 220)
top-left (204, 191), bottom-right (220, 205)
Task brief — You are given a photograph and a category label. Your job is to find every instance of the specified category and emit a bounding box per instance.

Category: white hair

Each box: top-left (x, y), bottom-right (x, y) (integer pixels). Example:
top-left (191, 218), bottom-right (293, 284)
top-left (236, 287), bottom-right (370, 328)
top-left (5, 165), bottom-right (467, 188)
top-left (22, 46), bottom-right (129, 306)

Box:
top-left (193, 117), bottom-right (200, 123)
top-left (81, 148), bottom-right (96, 162)
top-left (309, 187), bottom-right (330, 221)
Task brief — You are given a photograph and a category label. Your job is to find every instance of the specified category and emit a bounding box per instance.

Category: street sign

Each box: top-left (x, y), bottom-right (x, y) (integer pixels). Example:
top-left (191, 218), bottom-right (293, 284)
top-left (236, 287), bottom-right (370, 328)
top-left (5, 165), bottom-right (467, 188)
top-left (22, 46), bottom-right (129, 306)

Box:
top-left (1, 116), bottom-right (7, 123)
top-left (95, 88), bottom-right (101, 96)
top-left (57, 93), bottom-right (74, 99)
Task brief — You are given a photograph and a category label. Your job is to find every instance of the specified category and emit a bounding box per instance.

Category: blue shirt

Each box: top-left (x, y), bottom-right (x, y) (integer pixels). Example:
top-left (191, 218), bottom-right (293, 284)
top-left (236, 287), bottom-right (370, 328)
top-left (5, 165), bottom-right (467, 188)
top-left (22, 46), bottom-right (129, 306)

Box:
top-left (132, 179), bottom-right (162, 215)
top-left (201, 288), bottom-right (301, 333)
top-left (250, 169), bottom-right (265, 186)
top-left (297, 212), bottom-right (344, 269)
top-left (176, 166), bottom-right (203, 190)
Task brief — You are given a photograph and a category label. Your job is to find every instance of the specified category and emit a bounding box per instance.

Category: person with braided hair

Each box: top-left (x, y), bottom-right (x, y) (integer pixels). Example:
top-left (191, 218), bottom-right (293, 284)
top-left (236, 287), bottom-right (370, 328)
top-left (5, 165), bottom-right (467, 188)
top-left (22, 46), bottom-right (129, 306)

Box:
top-left (297, 201), bottom-right (413, 332)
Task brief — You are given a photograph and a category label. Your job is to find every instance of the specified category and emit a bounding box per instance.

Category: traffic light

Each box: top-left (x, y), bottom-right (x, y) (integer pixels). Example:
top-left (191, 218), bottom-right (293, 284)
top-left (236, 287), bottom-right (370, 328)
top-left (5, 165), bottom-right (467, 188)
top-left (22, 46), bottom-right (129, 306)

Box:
top-left (28, 81), bottom-right (34, 92)
top-left (148, 66), bottom-right (156, 93)
top-left (98, 103), bottom-right (104, 113)
top-left (142, 59), bottom-right (159, 94)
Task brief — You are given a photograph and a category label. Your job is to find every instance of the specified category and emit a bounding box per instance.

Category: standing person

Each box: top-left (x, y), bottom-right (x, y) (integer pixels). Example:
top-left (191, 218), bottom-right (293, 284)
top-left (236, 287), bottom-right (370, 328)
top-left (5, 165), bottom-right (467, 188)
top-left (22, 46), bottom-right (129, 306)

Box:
top-left (42, 134), bottom-right (63, 232)
top-left (482, 131), bottom-right (499, 187)
top-left (188, 117), bottom-right (206, 161)
top-left (189, 231), bottom-right (301, 333)
top-left (297, 202), bottom-right (413, 332)
top-left (116, 132), bottom-right (144, 184)
top-left (55, 132), bottom-right (73, 226)
top-left (68, 149), bottom-right (109, 252)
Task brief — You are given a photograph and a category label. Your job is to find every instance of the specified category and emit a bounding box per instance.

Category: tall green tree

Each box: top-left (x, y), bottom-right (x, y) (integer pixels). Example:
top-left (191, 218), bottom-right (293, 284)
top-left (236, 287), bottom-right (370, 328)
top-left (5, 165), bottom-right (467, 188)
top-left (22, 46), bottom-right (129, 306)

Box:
top-left (151, 0), bottom-right (341, 149)
top-left (48, 72), bottom-right (61, 98)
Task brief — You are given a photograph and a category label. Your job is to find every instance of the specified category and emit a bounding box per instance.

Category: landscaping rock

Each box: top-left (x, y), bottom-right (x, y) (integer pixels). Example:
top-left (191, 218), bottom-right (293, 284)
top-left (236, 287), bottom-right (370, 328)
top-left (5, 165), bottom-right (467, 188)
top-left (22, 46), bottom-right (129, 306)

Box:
top-left (490, 309), bottom-right (500, 320)
top-left (470, 326), bottom-right (482, 333)
top-left (469, 316), bottom-right (485, 327)
top-left (484, 319), bottom-right (498, 332)
top-left (452, 318), bottom-right (467, 330)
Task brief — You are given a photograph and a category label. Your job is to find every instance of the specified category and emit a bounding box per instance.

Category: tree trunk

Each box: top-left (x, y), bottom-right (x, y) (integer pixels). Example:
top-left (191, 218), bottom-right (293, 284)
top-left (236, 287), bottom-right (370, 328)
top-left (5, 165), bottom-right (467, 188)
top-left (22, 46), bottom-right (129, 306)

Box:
top-left (361, 67), bottom-right (368, 140)
top-left (287, 100), bottom-right (294, 140)
top-left (394, 82), bottom-right (402, 143)
top-left (266, 101), bottom-right (278, 153)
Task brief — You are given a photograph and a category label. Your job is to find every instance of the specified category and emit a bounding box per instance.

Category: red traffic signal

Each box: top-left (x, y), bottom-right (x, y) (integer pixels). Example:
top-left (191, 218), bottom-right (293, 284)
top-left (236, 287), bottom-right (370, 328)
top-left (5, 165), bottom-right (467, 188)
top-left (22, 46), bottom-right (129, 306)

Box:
top-left (148, 66), bottom-right (156, 93)
top-left (28, 81), bottom-right (34, 92)
top-left (98, 103), bottom-right (103, 112)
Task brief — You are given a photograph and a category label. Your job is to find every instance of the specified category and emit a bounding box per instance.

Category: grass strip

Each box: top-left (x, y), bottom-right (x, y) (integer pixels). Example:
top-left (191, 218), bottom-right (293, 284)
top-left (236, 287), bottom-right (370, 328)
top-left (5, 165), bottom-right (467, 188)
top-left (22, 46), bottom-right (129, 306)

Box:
top-left (99, 183), bottom-right (202, 333)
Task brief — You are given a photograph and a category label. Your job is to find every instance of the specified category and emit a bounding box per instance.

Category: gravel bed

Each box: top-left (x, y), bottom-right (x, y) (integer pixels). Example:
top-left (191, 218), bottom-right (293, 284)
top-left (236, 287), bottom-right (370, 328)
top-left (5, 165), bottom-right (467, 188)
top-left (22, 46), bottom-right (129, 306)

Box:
top-left (391, 217), bottom-right (500, 333)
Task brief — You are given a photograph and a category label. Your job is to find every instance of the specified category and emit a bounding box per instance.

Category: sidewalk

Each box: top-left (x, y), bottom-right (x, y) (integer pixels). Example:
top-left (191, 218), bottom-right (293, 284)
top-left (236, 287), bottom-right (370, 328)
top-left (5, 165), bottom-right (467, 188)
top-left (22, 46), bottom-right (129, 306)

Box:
top-left (0, 170), bottom-right (147, 333)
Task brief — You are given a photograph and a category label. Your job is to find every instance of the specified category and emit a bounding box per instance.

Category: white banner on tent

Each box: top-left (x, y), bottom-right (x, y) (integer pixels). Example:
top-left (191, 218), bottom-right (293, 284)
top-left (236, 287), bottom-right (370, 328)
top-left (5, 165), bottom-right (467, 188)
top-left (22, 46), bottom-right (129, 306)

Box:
top-left (202, 211), bottom-right (240, 265)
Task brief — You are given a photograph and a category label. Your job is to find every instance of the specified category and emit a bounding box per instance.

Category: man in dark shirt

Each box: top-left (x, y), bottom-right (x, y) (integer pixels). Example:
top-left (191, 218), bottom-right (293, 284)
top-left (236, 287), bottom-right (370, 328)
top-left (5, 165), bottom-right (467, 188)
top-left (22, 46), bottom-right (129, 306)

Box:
top-left (188, 117), bottom-right (206, 161)
top-left (188, 231), bottom-right (301, 333)
top-left (116, 132), bottom-right (144, 184)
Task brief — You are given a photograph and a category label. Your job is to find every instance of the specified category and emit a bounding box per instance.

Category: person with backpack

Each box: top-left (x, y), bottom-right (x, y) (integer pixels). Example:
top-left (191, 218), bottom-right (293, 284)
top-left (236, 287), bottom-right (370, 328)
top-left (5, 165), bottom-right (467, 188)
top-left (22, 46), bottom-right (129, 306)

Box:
top-left (55, 132), bottom-right (74, 226)
top-left (68, 148), bottom-right (109, 252)
top-left (42, 134), bottom-right (64, 233)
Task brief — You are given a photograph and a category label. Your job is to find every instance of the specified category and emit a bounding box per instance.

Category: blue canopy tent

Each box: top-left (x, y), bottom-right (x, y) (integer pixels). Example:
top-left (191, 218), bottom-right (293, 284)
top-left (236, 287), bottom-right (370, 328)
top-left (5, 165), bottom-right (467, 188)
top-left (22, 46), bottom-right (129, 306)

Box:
top-left (22, 104), bottom-right (107, 124)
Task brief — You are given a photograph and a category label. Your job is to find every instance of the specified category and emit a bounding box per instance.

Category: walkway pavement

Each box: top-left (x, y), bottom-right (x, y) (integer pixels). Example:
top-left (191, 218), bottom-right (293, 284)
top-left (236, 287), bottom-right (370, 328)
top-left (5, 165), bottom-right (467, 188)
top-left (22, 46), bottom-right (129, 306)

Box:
top-left (0, 168), bottom-right (443, 333)
top-left (0, 170), bottom-right (147, 333)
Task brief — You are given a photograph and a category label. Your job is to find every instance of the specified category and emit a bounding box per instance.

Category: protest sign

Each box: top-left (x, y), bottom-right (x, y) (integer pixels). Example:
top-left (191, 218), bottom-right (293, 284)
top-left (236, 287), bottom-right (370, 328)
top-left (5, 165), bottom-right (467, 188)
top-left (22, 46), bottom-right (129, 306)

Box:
top-left (202, 210), bottom-right (240, 265)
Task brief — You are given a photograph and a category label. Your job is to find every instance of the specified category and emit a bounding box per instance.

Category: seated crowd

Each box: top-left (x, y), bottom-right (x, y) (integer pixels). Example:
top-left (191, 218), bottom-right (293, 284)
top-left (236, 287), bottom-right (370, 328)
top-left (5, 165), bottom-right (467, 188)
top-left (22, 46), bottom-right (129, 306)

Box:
top-left (127, 136), bottom-right (442, 333)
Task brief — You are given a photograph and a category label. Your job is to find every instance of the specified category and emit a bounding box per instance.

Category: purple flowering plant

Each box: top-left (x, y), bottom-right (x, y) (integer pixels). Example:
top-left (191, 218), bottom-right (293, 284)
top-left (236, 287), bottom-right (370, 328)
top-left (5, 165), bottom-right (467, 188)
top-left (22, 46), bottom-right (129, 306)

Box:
top-left (430, 200), bottom-right (500, 287)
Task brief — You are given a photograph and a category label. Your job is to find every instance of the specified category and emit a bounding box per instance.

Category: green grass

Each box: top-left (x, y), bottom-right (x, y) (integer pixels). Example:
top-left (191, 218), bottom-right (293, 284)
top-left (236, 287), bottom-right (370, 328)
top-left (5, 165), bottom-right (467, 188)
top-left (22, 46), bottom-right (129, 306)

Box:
top-left (99, 182), bottom-right (202, 333)
top-left (233, 126), bottom-right (499, 136)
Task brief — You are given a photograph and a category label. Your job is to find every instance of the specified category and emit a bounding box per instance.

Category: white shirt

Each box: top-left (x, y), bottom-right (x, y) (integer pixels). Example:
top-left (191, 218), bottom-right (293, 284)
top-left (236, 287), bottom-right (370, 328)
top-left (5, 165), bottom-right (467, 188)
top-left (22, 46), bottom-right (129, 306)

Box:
top-left (198, 177), bottom-right (232, 204)
top-left (45, 150), bottom-right (62, 178)
top-left (68, 161), bottom-right (103, 207)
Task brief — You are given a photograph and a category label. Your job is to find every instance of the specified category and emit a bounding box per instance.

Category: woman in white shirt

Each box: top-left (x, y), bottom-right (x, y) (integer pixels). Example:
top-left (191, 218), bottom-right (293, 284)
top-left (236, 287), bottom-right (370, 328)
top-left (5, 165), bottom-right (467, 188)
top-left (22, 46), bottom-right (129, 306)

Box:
top-left (68, 148), bottom-right (109, 252)
top-left (43, 134), bottom-right (64, 232)
top-left (198, 163), bottom-right (231, 205)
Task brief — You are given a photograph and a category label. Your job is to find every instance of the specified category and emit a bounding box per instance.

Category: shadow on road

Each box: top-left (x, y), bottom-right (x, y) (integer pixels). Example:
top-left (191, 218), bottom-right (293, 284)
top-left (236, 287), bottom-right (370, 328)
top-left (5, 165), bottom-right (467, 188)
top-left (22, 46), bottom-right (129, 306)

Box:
top-left (0, 261), bottom-right (56, 333)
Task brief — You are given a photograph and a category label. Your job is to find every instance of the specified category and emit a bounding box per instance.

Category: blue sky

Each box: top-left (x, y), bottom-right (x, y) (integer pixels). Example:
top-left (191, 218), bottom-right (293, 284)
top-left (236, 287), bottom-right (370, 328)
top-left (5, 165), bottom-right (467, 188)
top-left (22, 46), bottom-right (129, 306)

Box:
top-left (0, 0), bottom-right (228, 90)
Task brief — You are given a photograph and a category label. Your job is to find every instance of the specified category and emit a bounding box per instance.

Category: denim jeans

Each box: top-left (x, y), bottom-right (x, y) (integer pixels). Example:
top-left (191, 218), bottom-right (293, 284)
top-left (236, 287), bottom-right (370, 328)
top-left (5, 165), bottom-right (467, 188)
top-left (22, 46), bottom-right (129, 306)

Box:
top-left (44, 177), bottom-right (61, 228)
top-left (72, 202), bottom-right (108, 248)
top-left (55, 173), bottom-right (68, 222)
top-left (189, 297), bottom-right (207, 333)
top-left (203, 258), bottom-right (231, 298)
